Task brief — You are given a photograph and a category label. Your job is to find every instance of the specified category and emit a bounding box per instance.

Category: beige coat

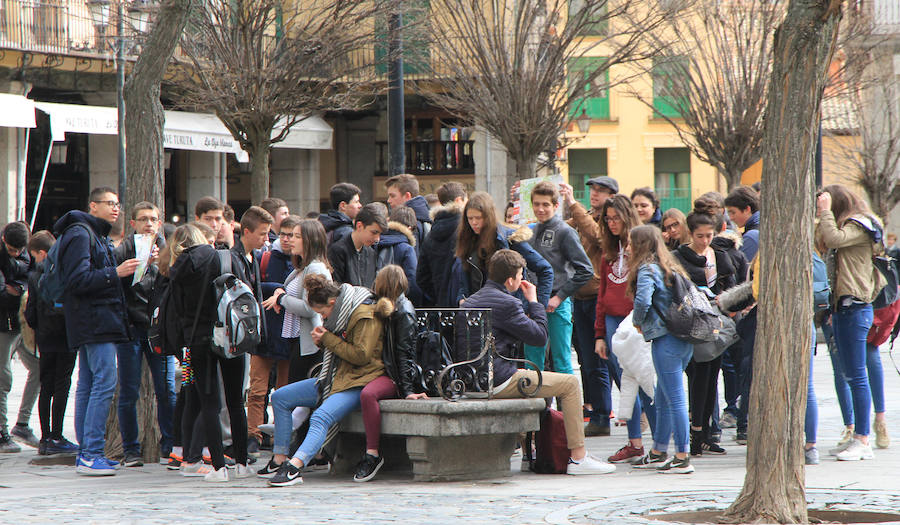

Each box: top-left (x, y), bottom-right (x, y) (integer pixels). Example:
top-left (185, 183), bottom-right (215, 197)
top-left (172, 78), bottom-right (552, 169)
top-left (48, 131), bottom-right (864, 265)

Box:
top-left (815, 211), bottom-right (886, 306)
top-left (320, 303), bottom-right (385, 394)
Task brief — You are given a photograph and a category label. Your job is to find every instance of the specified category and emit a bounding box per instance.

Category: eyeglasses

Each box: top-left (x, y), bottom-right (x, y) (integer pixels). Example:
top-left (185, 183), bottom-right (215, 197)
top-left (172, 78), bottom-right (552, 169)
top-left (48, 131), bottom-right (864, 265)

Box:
top-left (663, 222), bottom-right (681, 231)
top-left (604, 215), bottom-right (622, 224)
top-left (280, 232), bottom-right (301, 239)
top-left (135, 217), bottom-right (158, 223)
top-left (93, 200), bottom-right (121, 209)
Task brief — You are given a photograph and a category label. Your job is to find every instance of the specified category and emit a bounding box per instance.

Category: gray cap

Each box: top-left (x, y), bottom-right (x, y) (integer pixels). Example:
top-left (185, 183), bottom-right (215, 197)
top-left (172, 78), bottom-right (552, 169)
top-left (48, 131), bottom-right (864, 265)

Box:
top-left (586, 176), bottom-right (618, 193)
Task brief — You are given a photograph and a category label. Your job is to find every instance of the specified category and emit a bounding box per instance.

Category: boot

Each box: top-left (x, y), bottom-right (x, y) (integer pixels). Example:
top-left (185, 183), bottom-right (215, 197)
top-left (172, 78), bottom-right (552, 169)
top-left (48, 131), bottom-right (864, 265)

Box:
top-left (690, 429), bottom-right (704, 456)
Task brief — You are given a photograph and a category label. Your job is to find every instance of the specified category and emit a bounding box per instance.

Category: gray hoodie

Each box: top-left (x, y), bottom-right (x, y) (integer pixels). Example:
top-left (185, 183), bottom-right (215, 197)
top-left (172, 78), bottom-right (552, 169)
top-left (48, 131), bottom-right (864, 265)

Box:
top-left (530, 215), bottom-right (593, 301)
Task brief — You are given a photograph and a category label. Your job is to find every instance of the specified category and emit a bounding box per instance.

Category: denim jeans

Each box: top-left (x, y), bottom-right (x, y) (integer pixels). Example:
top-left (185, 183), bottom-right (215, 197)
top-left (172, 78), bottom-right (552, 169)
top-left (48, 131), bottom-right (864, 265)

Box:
top-left (524, 297), bottom-right (574, 374)
top-left (832, 303), bottom-right (874, 436)
top-left (117, 328), bottom-right (178, 455)
top-left (830, 340), bottom-right (887, 426)
top-left (74, 343), bottom-right (118, 458)
top-left (572, 298), bottom-right (611, 426)
top-left (720, 341), bottom-right (742, 417)
top-left (806, 334), bottom-right (817, 444)
top-left (271, 378), bottom-right (361, 465)
top-left (605, 315), bottom-right (655, 439)
top-left (650, 333), bottom-right (693, 454)
top-left (824, 319), bottom-right (854, 427)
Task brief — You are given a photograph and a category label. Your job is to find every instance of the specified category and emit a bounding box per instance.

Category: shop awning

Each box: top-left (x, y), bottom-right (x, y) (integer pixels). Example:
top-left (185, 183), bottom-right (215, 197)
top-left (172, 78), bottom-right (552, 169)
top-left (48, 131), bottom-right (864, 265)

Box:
top-left (33, 101), bottom-right (332, 153)
top-left (0, 94), bottom-right (36, 129)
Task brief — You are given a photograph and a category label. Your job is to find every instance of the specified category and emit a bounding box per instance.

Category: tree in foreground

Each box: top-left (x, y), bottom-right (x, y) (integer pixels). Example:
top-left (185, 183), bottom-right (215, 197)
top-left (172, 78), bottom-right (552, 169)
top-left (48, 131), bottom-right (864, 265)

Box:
top-left (176, 0), bottom-right (395, 204)
top-left (723, 0), bottom-right (843, 522)
top-left (422, 0), bottom-right (674, 190)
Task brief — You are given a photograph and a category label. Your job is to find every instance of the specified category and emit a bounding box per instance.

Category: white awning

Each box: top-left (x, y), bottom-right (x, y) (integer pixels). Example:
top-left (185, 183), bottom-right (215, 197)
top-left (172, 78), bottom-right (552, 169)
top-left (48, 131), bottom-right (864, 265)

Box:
top-left (32, 102), bottom-right (332, 154)
top-left (0, 94), bottom-right (36, 129)
top-left (274, 116), bottom-right (333, 150)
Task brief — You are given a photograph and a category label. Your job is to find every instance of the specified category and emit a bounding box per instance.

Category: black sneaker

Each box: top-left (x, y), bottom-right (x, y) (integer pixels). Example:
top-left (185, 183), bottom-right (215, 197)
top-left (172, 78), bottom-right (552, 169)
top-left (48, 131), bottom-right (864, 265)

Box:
top-left (268, 461), bottom-right (303, 487)
top-left (701, 440), bottom-right (726, 455)
top-left (257, 457), bottom-right (281, 478)
top-left (166, 457), bottom-right (182, 470)
top-left (735, 431), bottom-right (748, 445)
top-left (38, 438), bottom-right (49, 456)
top-left (353, 453), bottom-right (385, 482)
top-left (247, 436), bottom-right (260, 457)
top-left (124, 452), bottom-right (144, 467)
top-left (657, 455), bottom-right (695, 474)
top-left (306, 452), bottom-right (330, 471)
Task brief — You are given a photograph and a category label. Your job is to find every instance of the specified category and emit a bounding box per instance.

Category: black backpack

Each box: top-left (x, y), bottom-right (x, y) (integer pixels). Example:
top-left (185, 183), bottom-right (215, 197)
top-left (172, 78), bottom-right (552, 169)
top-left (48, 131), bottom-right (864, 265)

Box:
top-left (657, 272), bottom-right (723, 344)
top-left (148, 277), bottom-right (183, 358)
top-left (415, 330), bottom-right (453, 396)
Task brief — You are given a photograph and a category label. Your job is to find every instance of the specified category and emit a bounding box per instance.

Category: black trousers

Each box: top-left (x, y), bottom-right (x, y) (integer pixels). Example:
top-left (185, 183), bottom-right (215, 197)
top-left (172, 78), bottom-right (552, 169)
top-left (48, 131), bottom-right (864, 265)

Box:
top-left (38, 351), bottom-right (77, 441)
top-left (181, 344), bottom-right (247, 469)
top-left (687, 355), bottom-right (723, 435)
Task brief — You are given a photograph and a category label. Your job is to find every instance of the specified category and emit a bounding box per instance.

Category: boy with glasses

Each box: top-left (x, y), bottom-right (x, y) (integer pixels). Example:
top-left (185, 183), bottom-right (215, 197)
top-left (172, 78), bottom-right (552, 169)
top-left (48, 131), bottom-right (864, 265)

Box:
top-left (113, 202), bottom-right (176, 467)
top-left (55, 187), bottom-right (137, 475)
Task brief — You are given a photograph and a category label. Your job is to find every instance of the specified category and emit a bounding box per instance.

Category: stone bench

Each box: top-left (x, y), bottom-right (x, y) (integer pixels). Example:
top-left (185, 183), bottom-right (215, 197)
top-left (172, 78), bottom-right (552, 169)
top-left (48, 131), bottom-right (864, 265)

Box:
top-left (333, 397), bottom-right (546, 482)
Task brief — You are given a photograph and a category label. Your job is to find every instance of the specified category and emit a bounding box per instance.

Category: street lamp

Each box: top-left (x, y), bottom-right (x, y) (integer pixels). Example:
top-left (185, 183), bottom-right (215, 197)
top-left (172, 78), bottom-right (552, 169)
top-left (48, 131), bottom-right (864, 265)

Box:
top-left (575, 109), bottom-right (592, 135)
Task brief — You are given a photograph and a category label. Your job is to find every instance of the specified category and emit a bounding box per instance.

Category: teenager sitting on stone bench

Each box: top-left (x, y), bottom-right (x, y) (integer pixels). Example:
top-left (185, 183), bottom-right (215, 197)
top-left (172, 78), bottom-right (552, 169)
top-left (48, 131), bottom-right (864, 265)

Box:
top-left (460, 249), bottom-right (615, 475)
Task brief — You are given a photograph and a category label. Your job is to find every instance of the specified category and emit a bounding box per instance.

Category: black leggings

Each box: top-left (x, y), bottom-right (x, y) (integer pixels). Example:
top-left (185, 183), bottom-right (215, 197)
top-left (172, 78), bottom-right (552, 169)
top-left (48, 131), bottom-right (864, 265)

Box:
top-left (687, 355), bottom-right (722, 435)
top-left (38, 351), bottom-right (77, 441)
top-left (181, 344), bottom-right (247, 469)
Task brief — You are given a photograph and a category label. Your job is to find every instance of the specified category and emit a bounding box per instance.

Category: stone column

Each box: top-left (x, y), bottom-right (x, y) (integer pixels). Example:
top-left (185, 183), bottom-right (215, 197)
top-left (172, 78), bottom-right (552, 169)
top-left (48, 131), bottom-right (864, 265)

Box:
top-left (472, 127), bottom-right (508, 208)
top-left (270, 148), bottom-right (321, 216)
top-left (185, 151), bottom-right (225, 213)
top-left (89, 135), bottom-right (119, 191)
top-left (0, 128), bottom-right (18, 224)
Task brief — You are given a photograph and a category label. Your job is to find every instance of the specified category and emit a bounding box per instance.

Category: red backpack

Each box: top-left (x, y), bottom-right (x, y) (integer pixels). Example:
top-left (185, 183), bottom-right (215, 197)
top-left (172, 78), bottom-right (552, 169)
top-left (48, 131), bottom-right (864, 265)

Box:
top-left (524, 407), bottom-right (569, 474)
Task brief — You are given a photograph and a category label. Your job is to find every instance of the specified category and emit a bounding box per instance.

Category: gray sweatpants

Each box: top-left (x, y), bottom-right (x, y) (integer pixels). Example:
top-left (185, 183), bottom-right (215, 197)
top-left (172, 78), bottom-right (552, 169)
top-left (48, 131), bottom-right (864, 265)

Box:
top-left (0, 332), bottom-right (40, 430)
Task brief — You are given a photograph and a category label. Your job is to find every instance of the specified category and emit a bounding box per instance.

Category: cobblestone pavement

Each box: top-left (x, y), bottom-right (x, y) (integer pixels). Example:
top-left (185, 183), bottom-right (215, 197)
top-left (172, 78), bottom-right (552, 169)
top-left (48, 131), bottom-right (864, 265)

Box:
top-left (1, 345), bottom-right (900, 523)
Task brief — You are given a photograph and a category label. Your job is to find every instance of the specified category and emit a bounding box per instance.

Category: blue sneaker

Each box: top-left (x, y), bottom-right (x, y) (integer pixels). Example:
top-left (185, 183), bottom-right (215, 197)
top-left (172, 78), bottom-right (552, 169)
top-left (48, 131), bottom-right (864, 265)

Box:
top-left (76, 455), bottom-right (117, 476)
top-left (44, 438), bottom-right (79, 455)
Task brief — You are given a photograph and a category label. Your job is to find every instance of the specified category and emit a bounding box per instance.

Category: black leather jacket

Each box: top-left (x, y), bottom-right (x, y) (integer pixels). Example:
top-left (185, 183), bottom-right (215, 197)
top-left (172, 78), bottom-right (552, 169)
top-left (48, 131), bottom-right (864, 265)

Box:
top-left (381, 295), bottom-right (419, 397)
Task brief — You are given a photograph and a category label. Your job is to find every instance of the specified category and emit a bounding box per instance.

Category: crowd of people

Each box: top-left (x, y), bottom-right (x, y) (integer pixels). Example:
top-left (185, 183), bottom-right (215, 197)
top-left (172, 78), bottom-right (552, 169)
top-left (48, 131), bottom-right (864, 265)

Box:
top-left (0, 171), bottom-right (894, 482)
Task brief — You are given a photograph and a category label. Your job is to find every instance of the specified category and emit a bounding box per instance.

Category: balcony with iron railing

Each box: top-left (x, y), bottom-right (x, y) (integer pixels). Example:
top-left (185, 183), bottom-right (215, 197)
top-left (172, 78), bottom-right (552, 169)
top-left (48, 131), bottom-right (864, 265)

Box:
top-left (375, 139), bottom-right (475, 177)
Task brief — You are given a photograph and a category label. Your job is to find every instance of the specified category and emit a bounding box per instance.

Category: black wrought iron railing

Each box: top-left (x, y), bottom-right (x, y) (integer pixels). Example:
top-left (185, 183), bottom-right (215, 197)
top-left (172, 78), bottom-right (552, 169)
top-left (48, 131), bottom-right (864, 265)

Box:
top-left (375, 140), bottom-right (475, 177)
top-left (413, 308), bottom-right (541, 401)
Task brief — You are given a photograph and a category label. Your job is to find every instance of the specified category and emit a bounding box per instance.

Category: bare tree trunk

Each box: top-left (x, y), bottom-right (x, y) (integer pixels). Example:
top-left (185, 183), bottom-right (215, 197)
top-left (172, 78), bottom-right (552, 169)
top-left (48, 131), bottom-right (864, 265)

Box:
top-left (124, 0), bottom-right (196, 214)
top-left (105, 362), bottom-right (159, 462)
top-left (723, 1), bottom-right (842, 523)
top-left (725, 166), bottom-right (743, 193)
top-left (509, 155), bottom-right (537, 197)
top-left (249, 137), bottom-right (272, 206)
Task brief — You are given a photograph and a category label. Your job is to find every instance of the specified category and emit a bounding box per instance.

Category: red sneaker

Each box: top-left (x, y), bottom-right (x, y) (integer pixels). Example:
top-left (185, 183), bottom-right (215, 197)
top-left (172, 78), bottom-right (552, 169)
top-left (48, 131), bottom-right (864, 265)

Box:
top-left (607, 443), bottom-right (644, 463)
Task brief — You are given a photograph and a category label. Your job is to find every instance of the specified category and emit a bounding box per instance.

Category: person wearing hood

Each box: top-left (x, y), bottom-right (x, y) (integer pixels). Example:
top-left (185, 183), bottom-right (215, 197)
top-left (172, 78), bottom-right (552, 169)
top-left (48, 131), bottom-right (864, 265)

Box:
top-left (319, 183), bottom-right (362, 245)
top-left (524, 182), bottom-right (593, 376)
top-left (724, 186), bottom-right (761, 262)
top-left (453, 192), bottom-right (553, 308)
top-left (376, 206), bottom-right (423, 305)
top-left (631, 187), bottom-right (662, 228)
top-left (55, 187), bottom-right (136, 475)
top-left (385, 174), bottom-right (432, 255)
top-left (815, 184), bottom-right (886, 462)
top-left (416, 182), bottom-right (467, 307)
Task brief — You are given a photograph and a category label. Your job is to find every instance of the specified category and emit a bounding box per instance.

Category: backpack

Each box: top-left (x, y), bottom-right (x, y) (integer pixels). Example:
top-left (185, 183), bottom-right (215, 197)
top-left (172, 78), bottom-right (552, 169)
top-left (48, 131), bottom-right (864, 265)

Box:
top-left (873, 255), bottom-right (899, 310)
top-left (523, 407), bottom-right (569, 474)
top-left (376, 247), bottom-right (395, 271)
top-left (657, 271), bottom-right (723, 344)
top-left (812, 252), bottom-right (831, 312)
top-left (259, 250), bottom-right (272, 281)
top-left (211, 251), bottom-right (262, 359)
top-left (39, 223), bottom-right (97, 307)
top-left (415, 329), bottom-right (454, 396)
top-left (148, 278), bottom-right (183, 358)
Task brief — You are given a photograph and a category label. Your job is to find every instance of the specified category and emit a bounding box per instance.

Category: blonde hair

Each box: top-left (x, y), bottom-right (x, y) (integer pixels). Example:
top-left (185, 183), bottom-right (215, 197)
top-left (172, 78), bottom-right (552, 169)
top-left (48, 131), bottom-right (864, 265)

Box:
top-left (626, 225), bottom-right (688, 297)
top-left (158, 223), bottom-right (208, 277)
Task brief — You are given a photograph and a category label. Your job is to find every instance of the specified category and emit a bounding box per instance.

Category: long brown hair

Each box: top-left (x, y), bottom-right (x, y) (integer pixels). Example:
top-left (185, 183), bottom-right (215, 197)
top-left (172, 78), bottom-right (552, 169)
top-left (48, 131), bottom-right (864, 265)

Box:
top-left (292, 219), bottom-right (332, 273)
top-left (456, 192), bottom-right (499, 262)
top-left (823, 183), bottom-right (871, 226)
top-left (626, 225), bottom-right (688, 297)
top-left (661, 208), bottom-right (690, 246)
top-left (600, 194), bottom-right (642, 261)
top-left (373, 264), bottom-right (409, 318)
top-left (158, 223), bottom-right (208, 277)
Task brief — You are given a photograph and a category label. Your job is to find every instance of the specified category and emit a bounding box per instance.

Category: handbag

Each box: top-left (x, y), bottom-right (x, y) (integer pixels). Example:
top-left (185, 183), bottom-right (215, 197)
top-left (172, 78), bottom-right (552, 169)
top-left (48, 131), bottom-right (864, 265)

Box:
top-left (690, 305), bottom-right (738, 363)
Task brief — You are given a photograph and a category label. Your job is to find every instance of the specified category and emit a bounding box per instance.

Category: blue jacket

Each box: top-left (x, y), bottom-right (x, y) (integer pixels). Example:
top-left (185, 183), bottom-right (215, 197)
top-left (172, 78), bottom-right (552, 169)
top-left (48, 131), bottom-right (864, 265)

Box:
top-left (455, 225), bottom-right (554, 306)
top-left (405, 195), bottom-right (433, 255)
top-left (376, 221), bottom-right (423, 305)
top-left (741, 211), bottom-right (760, 262)
top-left (460, 280), bottom-right (548, 386)
top-left (54, 210), bottom-right (131, 348)
top-left (319, 210), bottom-right (354, 245)
top-left (631, 263), bottom-right (674, 342)
top-left (260, 241), bottom-right (294, 360)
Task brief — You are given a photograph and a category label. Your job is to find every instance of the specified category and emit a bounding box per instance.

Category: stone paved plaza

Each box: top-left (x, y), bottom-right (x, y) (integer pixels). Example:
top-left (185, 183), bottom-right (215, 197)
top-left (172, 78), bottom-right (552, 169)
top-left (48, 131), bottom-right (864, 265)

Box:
top-left (2, 344), bottom-right (900, 524)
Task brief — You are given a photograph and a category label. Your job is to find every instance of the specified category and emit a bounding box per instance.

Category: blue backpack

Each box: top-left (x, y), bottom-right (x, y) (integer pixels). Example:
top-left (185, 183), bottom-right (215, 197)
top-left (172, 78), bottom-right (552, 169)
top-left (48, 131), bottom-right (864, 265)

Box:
top-left (812, 252), bottom-right (830, 312)
top-left (39, 223), bottom-right (97, 307)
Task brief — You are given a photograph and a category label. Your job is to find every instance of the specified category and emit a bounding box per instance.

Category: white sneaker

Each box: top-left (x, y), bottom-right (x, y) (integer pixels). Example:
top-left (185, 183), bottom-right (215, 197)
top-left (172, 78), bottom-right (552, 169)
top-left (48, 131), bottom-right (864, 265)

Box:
top-left (567, 455), bottom-right (616, 475)
top-left (180, 462), bottom-right (206, 477)
top-left (836, 438), bottom-right (874, 461)
top-left (234, 463), bottom-right (252, 479)
top-left (828, 428), bottom-right (854, 456)
top-left (204, 466), bottom-right (229, 482)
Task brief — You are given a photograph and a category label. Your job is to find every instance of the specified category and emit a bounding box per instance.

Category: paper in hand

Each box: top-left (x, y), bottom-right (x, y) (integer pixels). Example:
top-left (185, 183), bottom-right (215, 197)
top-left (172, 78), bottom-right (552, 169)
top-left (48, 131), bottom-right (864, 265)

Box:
top-left (132, 234), bottom-right (153, 285)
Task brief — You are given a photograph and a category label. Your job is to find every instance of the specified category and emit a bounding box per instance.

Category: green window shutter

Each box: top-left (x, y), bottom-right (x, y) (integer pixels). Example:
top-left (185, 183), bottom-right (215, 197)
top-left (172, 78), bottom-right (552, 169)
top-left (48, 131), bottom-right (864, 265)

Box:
top-left (375, 1), bottom-right (431, 75)
top-left (569, 0), bottom-right (608, 36)
top-left (569, 148), bottom-right (608, 208)
top-left (568, 57), bottom-right (609, 120)
top-left (652, 57), bottom-right (689, 118)
top-left (654, 148), bottom-right (691, 214)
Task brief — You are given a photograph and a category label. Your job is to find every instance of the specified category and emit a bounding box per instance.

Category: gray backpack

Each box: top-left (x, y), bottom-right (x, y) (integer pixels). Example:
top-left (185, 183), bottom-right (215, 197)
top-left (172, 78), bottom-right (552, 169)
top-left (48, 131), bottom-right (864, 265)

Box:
top-left (211, 251), bottom-right (262, 359)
